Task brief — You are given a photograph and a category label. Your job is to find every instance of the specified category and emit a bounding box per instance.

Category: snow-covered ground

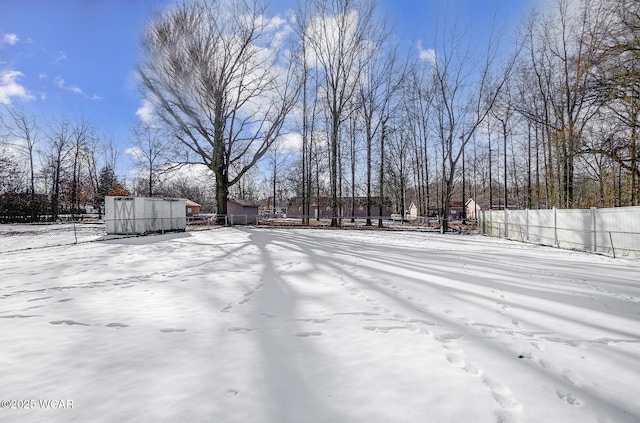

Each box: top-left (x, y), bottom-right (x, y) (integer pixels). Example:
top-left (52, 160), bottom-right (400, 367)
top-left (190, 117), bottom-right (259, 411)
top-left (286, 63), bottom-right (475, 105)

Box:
top-left (0, 223), bottom-right (105, 253)
top-left (1, 227), bottom-right (639, 423)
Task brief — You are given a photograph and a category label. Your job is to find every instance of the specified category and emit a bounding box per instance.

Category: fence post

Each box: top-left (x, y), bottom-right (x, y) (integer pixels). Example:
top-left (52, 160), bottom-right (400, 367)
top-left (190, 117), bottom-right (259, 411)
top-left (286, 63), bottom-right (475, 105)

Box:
top-left (591, 207), bottom-right (597, 253)
top-left (504, 208), bottom-right (509, 238)
top-left (553, 206), bottom-right (558, 247)
top-left (609, 232), bottom-right (616, 258)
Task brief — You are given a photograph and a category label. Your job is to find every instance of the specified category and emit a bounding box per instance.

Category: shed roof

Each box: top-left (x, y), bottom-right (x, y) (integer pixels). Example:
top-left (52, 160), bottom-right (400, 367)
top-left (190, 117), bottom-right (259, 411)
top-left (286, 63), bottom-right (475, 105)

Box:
top-left (228, 198), bottom-right (260, 208)
top-left (182, 199), bottom-right (201, 207)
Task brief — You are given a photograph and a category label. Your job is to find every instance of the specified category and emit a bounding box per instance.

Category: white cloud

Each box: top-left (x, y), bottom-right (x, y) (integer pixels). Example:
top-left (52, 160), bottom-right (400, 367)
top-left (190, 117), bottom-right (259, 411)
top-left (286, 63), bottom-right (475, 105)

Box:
top-left (53, 53), bottom-right (67, 64)
top-left (91, 94), bottom-right (103, 100)
top-left (2, 33), bottom-right (19, 45)
top-left (0, 70), bottom-right (34, 104)
top-left (125, 146), bottom-right (145, 160)
top-left (417, 41), bottom-right (436, 65)
top-left (54, 77), bottom-right (82, 94)
top-left (39, 73), bottom-right (47, 79)
top-left (277, 132), bottom-right (302, 153)
top-left (136, 98), bottom-right (156, 124)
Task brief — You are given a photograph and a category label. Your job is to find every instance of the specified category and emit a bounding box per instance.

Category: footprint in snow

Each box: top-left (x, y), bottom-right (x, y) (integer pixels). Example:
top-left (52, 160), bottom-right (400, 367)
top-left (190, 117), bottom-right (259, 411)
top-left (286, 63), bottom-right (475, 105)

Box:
top-left (220, 304), bottom-right (232, 313)
top-left (297, 318), bottom-right (330, 323)
top-left (362, 325), bottom-right (407, 333)
top-left (160, 328), bottom-right (187, 333)
top-left (555, 390), bottom-right (582, 406)
top-left (1, 314), bottom-right (41, 319)
top-left (483, 377), bottom-right (521, 412)
top-left (227, 327), bottom-right (253, 333)
top-left (106, 322), bottom-right (129, 329)
top-left (295, 331), bottom-right (323, 337)
top-left (446, 353), bottom-right (465, 367)
top-left (463, 363), bottom-right (482, 376)
top-left (437, 333), bottom-right (464, 342)
top-left (50, 320), bottom-right (90, 326)
top-left (530, 341), bottom-right (545, 351)
top-left (27, 296), bottom-right (52, 302)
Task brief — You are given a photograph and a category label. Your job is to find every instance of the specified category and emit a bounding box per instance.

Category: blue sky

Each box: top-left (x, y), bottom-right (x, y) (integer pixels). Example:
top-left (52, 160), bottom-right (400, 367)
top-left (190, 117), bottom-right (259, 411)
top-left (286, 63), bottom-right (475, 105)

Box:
top-left (1, 0), bottom-right (539, 175)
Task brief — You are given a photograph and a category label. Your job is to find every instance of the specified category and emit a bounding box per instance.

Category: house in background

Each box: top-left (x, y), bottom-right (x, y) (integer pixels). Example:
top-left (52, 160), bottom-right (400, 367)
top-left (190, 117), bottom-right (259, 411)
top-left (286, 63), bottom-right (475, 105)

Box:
top-left (467, 197), bottom-right (519, 219)
top-left (184, 199), bottom-right (202, 216)
top-left (287, 196), bottom-right (393, 219)
top-left (405, 202), bottom-right (418, 220)
top-left (227, 199), bottom-right (260, 224)
top-left (466, 198), bottom-right (481, 220)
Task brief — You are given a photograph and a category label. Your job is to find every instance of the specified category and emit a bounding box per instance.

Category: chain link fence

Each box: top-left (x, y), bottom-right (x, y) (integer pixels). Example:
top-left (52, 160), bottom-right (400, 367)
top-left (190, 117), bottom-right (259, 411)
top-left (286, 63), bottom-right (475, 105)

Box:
top-left (0, 222), bottom-right (107, 253)
top-left (1, 217), bottom-right (227, 253)
top-left (479, 206), bottom-right (640, 259)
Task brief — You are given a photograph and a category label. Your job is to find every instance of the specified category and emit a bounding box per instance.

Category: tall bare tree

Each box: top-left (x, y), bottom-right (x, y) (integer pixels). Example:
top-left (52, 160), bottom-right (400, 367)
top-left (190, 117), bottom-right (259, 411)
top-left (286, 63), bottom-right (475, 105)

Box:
top-left (428, 10), bottom-right (516, 229)
top-left (357, 30), bottom-right (399, 225)
top-left (43, 118), bottom-right (72, 221)
top-left (588, 0), bottom-right (640, 205)
top-left (138, 0), bottom-right (299, 222)
top-left (3, 107), bottom-right (41, 221)
top-left (69, 117), bottom-right (93, 217)
top-left (302, 0), bottom-right (379, 226)
top-left (516, 0), bottom-right (604, 208)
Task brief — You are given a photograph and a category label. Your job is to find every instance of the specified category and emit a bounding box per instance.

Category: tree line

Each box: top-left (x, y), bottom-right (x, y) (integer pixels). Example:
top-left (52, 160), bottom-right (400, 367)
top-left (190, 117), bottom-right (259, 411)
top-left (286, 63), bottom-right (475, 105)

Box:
top-left (2, 0), bottom-right (638, 227)
top-left (0, 109), bottom-right (215, 222)
top-left (0, 110), bottom-right (125, 222)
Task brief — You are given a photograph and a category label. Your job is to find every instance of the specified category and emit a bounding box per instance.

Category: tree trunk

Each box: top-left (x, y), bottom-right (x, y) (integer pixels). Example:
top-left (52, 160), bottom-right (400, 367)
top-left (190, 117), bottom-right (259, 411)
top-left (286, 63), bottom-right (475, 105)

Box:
top-left (378, 122), bottom-right (386, 228)
top-left (330, 113), bottom-right (340, 227)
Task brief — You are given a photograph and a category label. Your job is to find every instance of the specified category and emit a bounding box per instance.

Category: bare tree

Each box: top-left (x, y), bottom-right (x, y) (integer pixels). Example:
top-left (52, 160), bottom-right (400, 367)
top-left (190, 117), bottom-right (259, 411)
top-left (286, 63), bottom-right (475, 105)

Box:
top-left (588, 0), bottom-right (640, 205)
top-left (138, 0), bottom-right (299, 222)
top-left (515, 0), bottom-right (604, 208)
top-left (68, 117), bottom-right (93, 218)
top-left (404, 66), bottom-right (435, 218)
top-left (301, 0), bottom-right (380, 226)
top-left (264, 137), bottom-right (293, 213)
top-left (130, 121), bottom-right (171, 197)
top-left (3, 107), bottom-right (41, 221)
top-left (427, 10), bottom-right (517, 230)
top-left (42, 118), bottom-right (73, 220)
top-left (357, 31), bottom-right (400, 225)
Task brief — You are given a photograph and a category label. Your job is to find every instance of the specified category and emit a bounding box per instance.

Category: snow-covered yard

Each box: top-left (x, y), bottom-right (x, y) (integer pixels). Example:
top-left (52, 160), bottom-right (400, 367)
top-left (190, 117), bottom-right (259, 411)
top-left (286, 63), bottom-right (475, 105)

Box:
top-left (1, 227), bottom-right (639, 423)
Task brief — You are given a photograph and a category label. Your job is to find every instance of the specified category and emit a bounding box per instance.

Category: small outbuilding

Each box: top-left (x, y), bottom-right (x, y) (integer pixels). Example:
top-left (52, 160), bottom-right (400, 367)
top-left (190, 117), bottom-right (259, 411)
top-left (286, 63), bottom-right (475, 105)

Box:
top-left (105, 196), bottom-right (186, 235)
top-left (184, 199), bottom-right (202, 216)
top-left (406, 202), bottom-right (418, 221)
top-left (226, 199), bottom-right (260, 225)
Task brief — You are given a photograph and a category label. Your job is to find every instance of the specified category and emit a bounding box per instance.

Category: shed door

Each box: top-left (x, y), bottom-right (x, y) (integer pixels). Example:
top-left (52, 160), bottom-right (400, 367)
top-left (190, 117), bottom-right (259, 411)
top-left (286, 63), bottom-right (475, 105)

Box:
top-left (114, 198), bottom-right (135, 234)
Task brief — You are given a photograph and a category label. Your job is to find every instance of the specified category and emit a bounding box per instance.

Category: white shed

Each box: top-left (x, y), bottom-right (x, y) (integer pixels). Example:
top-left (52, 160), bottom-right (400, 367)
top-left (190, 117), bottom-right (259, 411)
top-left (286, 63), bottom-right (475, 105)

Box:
top-left (105, 196), bottom-right (186, 235)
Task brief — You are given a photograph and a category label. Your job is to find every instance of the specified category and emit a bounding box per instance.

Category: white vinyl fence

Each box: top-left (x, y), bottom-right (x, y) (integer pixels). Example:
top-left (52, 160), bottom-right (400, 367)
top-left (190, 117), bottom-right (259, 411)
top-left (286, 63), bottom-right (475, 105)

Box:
top-left (479, 206), bottom-right (640, 259)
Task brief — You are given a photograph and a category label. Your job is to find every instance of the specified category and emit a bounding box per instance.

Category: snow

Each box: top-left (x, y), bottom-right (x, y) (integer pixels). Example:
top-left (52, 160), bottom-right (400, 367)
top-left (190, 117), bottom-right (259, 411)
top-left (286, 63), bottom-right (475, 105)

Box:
top-left (1, 227), bottom-right (639, 423)
top-left (0, 223), bottom-right (105, 253)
